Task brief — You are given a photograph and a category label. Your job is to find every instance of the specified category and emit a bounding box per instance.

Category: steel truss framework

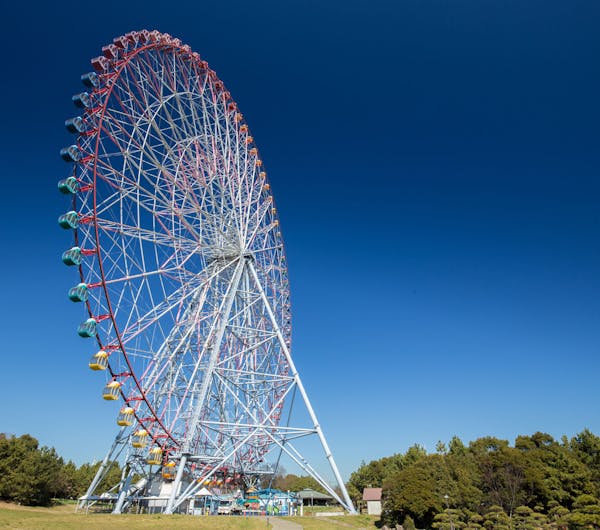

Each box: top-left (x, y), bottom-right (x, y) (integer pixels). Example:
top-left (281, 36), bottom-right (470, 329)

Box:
top-left (60, 29), bottom-right (355, 514)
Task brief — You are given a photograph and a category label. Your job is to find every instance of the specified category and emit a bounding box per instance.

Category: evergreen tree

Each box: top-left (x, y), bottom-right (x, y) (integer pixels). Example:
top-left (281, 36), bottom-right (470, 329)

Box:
top-left (569, 494), bottom-right (600, 529)
top-left (403, 514), bottom-right (416, 530)
top-left (0, 434), bottom-right (63, 506)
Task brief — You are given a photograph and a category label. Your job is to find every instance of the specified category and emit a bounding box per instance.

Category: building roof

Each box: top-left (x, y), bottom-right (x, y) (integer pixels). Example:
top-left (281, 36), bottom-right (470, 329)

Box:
top-left (196, 487), bottom-right (212, 496)
top-left (362, 487), bottom-right (382, 501)
top-left (296, 488), bottom-right (333, 500)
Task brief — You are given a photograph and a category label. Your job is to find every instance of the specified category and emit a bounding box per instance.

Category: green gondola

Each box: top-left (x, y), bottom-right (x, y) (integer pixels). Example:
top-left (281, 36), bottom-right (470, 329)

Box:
top-left (68, 283), bottom-right (88, 302)
top-left (58, 177), bottom-right (79, 194)
top-left (61, 247), bottom-right (83, 266)
top-left (78, 318), bottom-right (97, 338)
top-left (58, 211), bottom-right (78, 229)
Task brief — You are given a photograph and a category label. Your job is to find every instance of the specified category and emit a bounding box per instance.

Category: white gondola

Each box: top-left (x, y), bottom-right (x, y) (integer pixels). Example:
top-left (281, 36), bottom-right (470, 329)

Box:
top-left (65, 117), bottom-right (85, 134)
top-left (72, 92), bottom-right (91, 108)
top-left (80, 72), bottom-right (99, 88)
top-left (60, 145), bottom-right (80, 162)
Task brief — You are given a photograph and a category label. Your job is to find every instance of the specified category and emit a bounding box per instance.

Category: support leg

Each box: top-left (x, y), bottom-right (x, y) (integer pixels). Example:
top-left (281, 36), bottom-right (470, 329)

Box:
top-left (77, 428), bottom-right (127, 511)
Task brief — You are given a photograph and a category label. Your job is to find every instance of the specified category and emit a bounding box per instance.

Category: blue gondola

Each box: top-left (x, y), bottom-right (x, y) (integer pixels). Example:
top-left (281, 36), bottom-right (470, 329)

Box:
top-left (65, 117), bottom-right (85, 134)
top-left (81, 72), bottom-right (99, 88)
top-left (78, 318), bottom-right (97, 338)
top-left (60, 145), bottom-right (80, 162)
top-left (58, 176), bottom-right (79, 194)
top-left (68, 283), bottom-right (88, 302)
top-left (62, 246), bottom-right (82, 266)
top-left (58, 211), bottom-right (79, 230)
top-left (72, 92), bottom-right (91, 108)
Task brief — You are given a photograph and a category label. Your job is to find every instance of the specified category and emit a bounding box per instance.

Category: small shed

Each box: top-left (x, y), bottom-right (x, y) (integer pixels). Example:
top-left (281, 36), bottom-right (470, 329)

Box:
top-left (362, 487), bottom-right (382, 516)
top-left (296, 488), bottom-right (333, 506)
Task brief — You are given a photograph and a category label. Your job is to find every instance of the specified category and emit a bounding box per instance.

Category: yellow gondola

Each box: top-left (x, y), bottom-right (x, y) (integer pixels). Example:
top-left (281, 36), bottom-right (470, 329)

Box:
top-left (147, 447), bottom-right (162, 465)
top-left (89, 351), bottom-right (108, 371)
top-left (102, 381), bottom-right (121, 400)
top-left (162, 461), bottom-right (176, 480)
top-left (116, 407), bottom-right (134, 426)
top-left (132, 429), bottom-right (149, 448)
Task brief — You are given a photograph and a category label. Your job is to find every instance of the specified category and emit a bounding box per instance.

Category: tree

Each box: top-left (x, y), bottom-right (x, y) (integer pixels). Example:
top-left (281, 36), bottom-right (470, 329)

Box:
top-left (547, 501), bottom-right (570, 529)
top-left (55, 460), bottom-right (80, 499)
top-left (464, 511), bottom-right (484, 529)
top-left (403, 514), bottom-right (416, 530)
top-left (347, 453), bottom-right (405, 502)
top-left (345, 430), bottom-right (600, 530)
top-left (515, 432), bottom-right (593, 509)
top-left (482, 505), bottom-right (511, 530)
top-left (512, 505), bottom-right (547, 530)
top-left (432, 508), bottom-right (466, 529)
top-left (568, 494), bottom-right (600, 529)
top-left (0, 434), bottom-right (63, 506)
top-left (470, 438), bottom-right (526, 516)
top-left (445, 438), bottom-right (483, 513)
top-left (571, 429), bottom-right (600, 497)
top-left (272, 474), bottom-right (325, 493)
top-left (382, 455), bottom-right (448, 528)
top-left (449, 437), bottom-right (468, 457)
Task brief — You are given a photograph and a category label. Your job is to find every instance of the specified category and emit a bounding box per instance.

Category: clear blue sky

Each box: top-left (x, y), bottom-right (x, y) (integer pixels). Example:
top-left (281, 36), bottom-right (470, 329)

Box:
top-left (0, 0), bottom-right (599, 480)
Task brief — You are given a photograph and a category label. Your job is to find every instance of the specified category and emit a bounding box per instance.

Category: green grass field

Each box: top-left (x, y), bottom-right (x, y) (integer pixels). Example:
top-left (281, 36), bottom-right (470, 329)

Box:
top-left (0, 502), bottom-right (378, 529)
top-left (287, 514), bottom-right (378, 529)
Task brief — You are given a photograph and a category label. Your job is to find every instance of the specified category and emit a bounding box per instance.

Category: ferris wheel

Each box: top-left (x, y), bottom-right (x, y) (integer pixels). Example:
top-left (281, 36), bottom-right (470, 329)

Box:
top-left (58, 29), bottom-right (355, 514)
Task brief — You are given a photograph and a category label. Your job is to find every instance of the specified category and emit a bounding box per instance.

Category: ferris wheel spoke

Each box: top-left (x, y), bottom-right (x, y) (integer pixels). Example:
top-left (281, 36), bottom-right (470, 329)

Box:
top-left (193, 81), bottom-right (245, 239)
top-left (245, 197), bottom-right (275, 248)
top-left (141, 285), bottom-right (211, 400)
top-left (96, 218), bottom-right (201, 259)
top-left (115, 256), bottom-right (239, 393)
top-left (94, 154), bottom-right (210, 251)
top-left (116, 279), bottom-right (202, 347)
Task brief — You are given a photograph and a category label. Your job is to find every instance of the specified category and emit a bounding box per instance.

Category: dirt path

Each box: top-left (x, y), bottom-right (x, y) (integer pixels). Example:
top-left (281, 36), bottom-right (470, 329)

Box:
top-left (264, 516), bottom-right (304, 530)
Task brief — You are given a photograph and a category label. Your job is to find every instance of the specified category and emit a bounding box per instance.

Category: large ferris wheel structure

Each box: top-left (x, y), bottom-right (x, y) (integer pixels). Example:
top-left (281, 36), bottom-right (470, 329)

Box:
top-left (58, 30), bottom-right (355, 514)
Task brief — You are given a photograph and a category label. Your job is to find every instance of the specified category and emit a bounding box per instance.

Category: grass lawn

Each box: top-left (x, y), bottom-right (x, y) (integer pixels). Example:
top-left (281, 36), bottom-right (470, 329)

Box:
top-left (0, 502), bottom-right (379, 529)
top-left (0, 502), bottom-right (267, 529)
top-left (288, 514), bottom-right (378, 529)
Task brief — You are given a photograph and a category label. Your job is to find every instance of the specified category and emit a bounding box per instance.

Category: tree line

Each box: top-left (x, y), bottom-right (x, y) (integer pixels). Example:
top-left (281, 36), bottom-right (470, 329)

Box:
top-left (0, 432), bottom-right (329, 507)
top-left (5, 427), bottom-right (600, 530)
top-left (271, 472), bottom-right (326, 493)
top-left (347, 430), bottom-right (600, 529)
top-left (0, 433), bottom-right (121, 506)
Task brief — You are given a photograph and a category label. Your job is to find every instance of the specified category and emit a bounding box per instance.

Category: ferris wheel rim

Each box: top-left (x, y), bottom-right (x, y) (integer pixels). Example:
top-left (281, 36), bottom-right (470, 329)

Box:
top-left (71, 30), bottom-right (291, 450)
